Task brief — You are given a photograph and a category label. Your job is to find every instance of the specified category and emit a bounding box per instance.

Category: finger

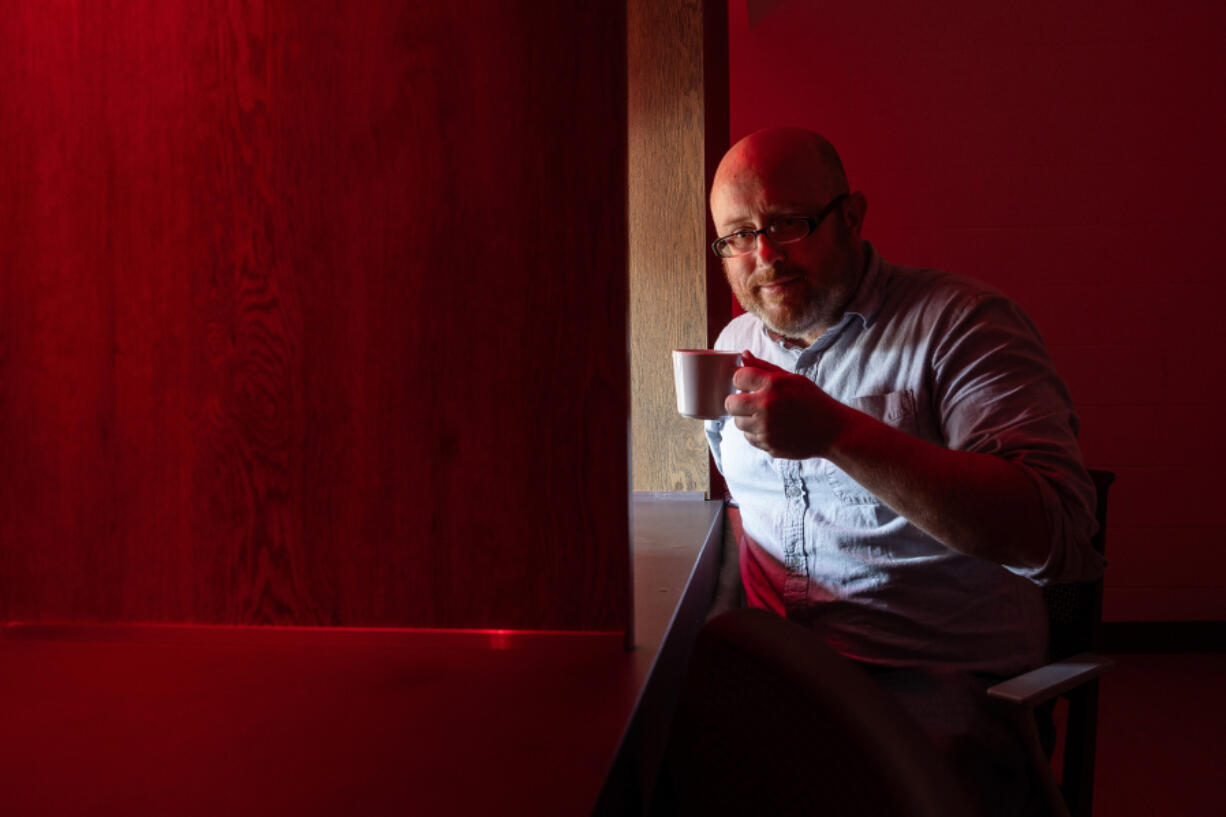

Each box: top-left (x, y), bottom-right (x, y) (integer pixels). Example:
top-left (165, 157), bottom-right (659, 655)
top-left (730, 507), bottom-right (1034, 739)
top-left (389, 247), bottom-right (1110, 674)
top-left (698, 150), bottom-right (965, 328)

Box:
top-left (741, 350), bottom-right (788, 374)
top-left (732, 413), bottom-right (758, 435)
top-left (732, 364), bottom-right (772, 392)
top-left (724, 391), bottom-right (756, 417)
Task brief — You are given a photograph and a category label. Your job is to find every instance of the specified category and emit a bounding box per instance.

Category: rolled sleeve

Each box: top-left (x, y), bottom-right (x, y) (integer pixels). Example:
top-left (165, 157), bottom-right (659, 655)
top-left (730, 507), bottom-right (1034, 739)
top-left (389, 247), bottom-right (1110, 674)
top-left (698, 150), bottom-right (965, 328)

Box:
top-left (705, 417), bottom-right (725, 474)
top-left (934, 294), bottom-right (1105, 585)
top-left (1009, 459), bottom-right (1103, 584)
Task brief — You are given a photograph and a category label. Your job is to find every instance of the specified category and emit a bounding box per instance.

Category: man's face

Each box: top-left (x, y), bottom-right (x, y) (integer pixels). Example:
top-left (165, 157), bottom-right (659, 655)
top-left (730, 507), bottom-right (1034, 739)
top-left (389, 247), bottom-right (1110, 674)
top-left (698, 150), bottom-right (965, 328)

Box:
top-left (710, 149), bottom-right (863, 344)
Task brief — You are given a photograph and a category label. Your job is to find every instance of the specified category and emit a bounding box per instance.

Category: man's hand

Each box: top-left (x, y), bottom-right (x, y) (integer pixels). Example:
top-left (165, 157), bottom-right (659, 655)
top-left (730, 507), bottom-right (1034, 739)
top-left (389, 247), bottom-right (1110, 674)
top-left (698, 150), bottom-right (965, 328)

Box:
top-left (724, 352), bottom-right (1052, 567)
top-left (724, 350), bottom-right (852, 460)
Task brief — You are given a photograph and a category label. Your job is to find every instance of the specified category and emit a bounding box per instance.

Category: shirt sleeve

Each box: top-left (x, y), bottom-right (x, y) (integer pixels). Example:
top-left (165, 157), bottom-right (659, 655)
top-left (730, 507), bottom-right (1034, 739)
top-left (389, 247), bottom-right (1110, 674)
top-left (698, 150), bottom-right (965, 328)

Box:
top-left (932, 292), bottom-right (1106, 585)
top-left (705, 418), bottom-right (725, 474)
top-left (705, 320), bottom-right (747, 477)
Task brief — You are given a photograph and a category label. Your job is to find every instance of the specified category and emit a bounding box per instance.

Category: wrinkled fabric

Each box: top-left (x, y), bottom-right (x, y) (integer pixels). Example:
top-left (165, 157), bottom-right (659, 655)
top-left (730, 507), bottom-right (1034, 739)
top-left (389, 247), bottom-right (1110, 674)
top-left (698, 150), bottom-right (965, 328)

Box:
top-left (863, 663), bottom-right (1056, 817)
top-left (707, 243), bottom-right (1103, 676)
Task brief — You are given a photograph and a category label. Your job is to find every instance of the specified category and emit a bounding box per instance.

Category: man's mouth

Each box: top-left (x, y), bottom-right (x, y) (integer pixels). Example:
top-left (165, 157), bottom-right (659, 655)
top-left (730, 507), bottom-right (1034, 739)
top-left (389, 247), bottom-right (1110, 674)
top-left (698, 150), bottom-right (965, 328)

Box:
top-left (757, 275), bottom-right (800, 293)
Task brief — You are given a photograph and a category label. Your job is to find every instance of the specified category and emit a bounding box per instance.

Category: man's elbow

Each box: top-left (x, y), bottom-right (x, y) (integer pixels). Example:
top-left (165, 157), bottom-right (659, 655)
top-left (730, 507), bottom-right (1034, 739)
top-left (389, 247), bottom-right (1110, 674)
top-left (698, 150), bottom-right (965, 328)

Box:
top-left (1010, 533), bottom-right (1106, 586)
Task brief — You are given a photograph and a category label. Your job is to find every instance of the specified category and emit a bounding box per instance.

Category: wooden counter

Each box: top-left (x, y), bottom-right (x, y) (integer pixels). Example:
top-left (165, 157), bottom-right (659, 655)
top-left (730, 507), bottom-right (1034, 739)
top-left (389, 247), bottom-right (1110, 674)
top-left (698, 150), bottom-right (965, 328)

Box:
top-left (0, 494), bottom-right (723, 817)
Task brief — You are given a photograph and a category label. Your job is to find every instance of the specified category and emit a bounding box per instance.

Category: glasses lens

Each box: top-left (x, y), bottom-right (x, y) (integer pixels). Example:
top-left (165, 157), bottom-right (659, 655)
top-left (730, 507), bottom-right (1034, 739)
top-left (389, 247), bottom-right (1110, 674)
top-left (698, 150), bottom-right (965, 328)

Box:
top-left (769, 217), bottom-right (812, 243)
top-left (716, 232), bottom-right (753, 257)
top-left (729, 232), bottom-right (757, 255)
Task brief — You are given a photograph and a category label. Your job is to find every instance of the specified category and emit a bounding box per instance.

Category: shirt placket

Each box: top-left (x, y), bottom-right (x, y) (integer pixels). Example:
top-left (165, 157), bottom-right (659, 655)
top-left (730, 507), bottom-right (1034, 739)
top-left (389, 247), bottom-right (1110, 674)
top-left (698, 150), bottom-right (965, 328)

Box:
top-left (777, 459), bottom-right (810, 609)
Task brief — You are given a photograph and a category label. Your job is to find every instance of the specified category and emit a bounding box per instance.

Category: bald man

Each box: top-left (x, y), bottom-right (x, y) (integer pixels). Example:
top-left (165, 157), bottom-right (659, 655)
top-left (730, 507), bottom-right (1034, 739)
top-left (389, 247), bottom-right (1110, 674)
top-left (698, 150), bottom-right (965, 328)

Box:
top-left (704, 128), bottom-right (1104, 816)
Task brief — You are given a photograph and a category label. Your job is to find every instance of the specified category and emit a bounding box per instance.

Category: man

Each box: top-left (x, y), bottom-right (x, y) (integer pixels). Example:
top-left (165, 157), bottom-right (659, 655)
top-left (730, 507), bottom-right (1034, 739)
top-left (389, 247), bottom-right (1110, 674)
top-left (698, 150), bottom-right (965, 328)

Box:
top-left (705, 127), bottom-right (1104, 815)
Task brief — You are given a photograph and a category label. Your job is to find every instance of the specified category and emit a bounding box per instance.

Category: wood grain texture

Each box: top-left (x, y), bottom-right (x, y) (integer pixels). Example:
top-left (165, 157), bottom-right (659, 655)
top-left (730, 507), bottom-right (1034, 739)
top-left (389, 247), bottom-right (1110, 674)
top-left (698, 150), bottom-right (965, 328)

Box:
top-left (0, 0), bottom-right (629, 631)
top-left (629, 0), bottom-right (729, 494)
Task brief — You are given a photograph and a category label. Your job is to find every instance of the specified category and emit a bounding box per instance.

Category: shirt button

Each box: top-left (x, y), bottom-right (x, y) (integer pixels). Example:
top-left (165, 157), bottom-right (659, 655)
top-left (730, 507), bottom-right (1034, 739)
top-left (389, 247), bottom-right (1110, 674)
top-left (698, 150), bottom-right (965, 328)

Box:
top-left (785, 485), bottom-right (802, 498)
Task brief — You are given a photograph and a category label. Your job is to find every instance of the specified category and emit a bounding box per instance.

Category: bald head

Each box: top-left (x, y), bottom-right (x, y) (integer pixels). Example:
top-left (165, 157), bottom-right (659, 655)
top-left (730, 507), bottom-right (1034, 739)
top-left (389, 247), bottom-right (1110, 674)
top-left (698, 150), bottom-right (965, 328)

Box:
top-left (712, 128), bottom-right (849, 214)
top-left (709, 127), bottom-right (868, 344)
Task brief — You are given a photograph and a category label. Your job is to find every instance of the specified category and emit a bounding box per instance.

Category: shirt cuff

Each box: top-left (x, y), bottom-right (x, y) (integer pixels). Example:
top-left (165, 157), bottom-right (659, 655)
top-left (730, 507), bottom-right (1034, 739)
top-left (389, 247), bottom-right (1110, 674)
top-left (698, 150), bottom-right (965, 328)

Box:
top-left (1003, 462), bottom-right (1105, 586)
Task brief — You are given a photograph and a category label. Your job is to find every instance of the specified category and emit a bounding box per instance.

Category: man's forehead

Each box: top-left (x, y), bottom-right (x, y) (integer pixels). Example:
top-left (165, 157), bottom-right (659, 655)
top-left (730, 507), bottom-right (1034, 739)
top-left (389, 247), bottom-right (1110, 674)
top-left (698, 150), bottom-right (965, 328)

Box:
top-left (712, 160), bottom-right (831, 223)
top-left (712, 132), bottom-right (843, 220)
top-left (713, 192), bottom-right (813, 224)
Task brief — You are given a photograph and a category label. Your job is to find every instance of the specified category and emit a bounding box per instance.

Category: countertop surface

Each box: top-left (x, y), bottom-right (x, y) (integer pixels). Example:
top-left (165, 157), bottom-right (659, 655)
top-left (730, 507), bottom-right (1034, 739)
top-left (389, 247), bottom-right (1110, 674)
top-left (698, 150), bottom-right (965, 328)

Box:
top-left (0, 493), bottom-right (723, 817)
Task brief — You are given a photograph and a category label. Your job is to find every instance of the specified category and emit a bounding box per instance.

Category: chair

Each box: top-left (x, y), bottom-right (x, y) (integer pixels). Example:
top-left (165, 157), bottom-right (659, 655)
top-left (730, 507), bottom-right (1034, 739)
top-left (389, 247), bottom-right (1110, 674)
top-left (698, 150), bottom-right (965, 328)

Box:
top-left (987, 468), bottom-right (1116, 817)
top-left (652, 606), bottom-right (978, 817)
top-left (660, 470), bottom-right (1116, 817)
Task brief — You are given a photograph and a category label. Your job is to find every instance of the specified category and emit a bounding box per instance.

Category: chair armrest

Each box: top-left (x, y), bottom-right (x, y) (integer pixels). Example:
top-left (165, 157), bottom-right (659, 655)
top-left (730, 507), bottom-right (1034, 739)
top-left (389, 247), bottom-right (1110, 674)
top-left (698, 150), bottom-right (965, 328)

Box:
top-left (986, 653), bottom-right (1115, 708)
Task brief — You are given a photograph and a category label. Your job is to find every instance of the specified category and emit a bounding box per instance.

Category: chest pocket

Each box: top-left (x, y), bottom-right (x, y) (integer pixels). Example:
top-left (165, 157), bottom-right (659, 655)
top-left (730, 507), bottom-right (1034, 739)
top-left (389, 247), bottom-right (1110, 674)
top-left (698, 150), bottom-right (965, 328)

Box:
top-left (820, 390), bottom-right (920, 505)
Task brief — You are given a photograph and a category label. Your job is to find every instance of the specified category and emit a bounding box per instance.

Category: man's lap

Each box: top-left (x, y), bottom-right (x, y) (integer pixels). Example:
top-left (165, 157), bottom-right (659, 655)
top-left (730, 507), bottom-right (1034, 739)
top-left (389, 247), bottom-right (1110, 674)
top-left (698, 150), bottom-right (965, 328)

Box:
top-left (860, 663), bottom-right (1054, 817)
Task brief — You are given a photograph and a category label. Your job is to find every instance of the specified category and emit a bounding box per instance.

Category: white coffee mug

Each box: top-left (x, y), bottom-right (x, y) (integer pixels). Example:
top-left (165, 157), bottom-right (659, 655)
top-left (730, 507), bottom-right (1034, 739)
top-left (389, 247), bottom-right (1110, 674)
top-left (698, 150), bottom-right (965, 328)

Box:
top-left (672, 349), bottom-right (742, 420)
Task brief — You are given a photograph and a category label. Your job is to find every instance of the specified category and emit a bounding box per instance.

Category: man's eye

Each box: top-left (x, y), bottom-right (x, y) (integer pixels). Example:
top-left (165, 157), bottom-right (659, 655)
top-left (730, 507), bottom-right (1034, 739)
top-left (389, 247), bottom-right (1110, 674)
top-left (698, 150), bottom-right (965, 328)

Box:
top-left (731, 231), bottom-right (755, 240)
top-left (770, 218), bottom-right (808, 233)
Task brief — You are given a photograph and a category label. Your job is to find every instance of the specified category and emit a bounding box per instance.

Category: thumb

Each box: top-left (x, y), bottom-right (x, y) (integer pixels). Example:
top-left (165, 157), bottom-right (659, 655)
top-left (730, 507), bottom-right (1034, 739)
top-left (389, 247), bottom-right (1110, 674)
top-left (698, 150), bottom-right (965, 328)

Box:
top-left (733, 349), bottom-right (786, 391)
top-left (741, 349), bottom-right (787, 374)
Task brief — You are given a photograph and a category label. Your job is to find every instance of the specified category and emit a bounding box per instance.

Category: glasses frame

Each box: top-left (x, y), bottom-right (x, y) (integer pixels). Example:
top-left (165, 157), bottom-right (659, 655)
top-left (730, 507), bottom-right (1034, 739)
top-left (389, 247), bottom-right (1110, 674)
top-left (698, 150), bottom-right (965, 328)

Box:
top-left (711, 193), bottom-right (849, 259)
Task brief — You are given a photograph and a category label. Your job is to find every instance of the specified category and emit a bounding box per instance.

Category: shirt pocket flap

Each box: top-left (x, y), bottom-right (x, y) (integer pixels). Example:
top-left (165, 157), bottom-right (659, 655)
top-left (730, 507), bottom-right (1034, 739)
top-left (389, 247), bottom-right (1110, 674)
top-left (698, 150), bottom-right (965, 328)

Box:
top-left (843, 390), bottom-right (919, 436)
top-left (820, 390), bottom-right (919, 506)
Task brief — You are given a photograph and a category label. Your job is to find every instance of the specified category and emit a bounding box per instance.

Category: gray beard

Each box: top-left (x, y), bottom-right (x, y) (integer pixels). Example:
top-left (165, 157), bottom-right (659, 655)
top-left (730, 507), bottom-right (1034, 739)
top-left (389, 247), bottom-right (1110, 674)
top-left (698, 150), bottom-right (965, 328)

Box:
top-left (747, 293), bottom-right (833, 344)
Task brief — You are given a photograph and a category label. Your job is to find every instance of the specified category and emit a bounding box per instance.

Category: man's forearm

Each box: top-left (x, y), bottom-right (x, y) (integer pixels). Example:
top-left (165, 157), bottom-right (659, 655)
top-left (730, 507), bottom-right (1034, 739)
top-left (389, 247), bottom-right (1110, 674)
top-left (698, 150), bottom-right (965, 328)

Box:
top-left (826, 409), bottom-right (1050, 568)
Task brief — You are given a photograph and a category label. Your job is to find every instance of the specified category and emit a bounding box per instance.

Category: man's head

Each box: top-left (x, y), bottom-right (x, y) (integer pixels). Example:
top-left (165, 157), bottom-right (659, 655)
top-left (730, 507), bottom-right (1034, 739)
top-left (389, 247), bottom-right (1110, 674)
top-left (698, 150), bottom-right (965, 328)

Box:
top-left (710, 127), bottom-right (868, 344)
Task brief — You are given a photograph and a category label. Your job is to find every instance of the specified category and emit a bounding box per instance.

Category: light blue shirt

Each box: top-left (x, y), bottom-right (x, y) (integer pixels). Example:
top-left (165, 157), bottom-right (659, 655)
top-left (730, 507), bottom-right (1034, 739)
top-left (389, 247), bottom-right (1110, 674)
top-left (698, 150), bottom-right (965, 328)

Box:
top-left (707, 244), bottom-right (1104, 674)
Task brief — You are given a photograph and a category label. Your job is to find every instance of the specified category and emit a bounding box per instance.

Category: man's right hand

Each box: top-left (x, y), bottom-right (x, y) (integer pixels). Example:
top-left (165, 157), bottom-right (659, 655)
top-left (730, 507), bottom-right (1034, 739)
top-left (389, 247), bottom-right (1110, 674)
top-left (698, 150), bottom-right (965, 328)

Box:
top-left (725, 350), bottom-right (852, 460)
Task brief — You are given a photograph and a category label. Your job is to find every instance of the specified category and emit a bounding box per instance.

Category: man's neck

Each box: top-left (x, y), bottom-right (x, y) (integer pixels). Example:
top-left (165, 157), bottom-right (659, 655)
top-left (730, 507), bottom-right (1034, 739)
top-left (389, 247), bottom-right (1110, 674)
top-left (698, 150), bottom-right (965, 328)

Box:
top-left (765, 327), bottom-right (813, 349)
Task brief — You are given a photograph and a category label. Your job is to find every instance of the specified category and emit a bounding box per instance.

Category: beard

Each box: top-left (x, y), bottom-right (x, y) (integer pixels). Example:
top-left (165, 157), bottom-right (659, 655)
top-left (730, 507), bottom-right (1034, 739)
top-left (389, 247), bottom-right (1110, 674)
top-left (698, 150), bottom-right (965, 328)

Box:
top-left (727, 229), bottom-right (866, 342)
top-left (730, 269), bottom-right (831, 341)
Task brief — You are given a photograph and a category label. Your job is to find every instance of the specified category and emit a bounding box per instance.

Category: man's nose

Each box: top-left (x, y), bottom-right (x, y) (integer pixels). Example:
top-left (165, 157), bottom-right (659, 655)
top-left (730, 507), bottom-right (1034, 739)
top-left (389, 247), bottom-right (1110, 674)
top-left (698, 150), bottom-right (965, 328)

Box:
top-left (754, 231), bottom-right (787, 267)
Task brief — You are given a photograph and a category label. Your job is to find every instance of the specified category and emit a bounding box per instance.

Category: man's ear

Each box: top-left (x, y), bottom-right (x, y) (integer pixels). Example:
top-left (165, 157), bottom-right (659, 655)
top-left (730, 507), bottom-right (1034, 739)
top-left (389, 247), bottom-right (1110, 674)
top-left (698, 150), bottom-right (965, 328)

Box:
top-left (843, 191), bottom-right (868, 238)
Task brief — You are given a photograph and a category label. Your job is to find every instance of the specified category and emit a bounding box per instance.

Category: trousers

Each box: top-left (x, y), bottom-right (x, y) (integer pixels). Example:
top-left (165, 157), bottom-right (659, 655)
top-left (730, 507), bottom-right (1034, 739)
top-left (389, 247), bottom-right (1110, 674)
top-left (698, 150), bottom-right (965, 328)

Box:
top-left (861, 663), bottom-right (1056, 817)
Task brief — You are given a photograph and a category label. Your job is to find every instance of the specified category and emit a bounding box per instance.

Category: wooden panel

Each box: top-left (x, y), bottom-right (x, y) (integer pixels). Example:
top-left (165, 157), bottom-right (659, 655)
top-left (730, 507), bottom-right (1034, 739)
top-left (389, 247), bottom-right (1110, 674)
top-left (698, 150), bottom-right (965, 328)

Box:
top-left (0, 1), bottom-right (629, 631)
top-left (629, 0), bottom-right (729, 494)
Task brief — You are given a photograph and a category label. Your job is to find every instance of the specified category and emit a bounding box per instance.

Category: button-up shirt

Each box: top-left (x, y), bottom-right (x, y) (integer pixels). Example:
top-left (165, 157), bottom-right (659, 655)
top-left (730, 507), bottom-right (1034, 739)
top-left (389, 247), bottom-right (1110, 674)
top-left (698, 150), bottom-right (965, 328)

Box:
top-left (706, 243), bottom-right (1104, 675)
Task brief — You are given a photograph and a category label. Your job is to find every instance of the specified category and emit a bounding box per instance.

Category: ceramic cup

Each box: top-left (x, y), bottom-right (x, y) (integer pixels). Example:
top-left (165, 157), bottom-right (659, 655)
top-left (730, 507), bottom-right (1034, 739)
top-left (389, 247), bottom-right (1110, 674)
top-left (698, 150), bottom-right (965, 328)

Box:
top-left (672, 349), bottom-right (742, 420)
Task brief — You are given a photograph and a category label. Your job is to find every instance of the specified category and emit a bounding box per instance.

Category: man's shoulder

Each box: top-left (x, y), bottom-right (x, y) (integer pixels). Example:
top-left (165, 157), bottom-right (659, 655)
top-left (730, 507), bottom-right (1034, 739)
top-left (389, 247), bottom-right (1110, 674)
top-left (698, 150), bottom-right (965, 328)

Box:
top-left (877, 258), bottom-right (1012, 323)
top-left (873, 258), bottom-right (1050, 359)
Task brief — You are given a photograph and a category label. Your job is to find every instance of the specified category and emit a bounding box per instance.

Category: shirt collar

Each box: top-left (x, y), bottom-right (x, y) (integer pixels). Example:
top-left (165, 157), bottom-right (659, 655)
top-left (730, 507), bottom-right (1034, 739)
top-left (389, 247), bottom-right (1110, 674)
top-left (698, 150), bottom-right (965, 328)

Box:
top-left (842, 241), bottom-right (885, 330)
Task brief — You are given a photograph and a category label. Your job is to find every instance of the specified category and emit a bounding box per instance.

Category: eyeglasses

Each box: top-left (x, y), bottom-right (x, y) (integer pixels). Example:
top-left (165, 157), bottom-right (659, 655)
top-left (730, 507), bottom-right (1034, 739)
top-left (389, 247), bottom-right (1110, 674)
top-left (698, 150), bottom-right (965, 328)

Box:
top-left (711, 193), bottom-right (849, 259)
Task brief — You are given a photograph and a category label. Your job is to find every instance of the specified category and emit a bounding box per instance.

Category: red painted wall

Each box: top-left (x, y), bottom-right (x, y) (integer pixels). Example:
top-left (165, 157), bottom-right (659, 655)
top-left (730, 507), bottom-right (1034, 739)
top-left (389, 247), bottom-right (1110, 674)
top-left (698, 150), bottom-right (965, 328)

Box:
top-left (0, 1), bottom-right (630, 631)
top-left (730, 0), bottom-right (1226, 621)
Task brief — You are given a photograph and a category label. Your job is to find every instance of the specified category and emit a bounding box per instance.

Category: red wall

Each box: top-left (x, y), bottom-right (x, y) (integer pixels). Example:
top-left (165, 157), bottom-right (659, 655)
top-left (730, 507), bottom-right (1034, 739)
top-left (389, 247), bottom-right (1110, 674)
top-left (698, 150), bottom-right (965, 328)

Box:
top-left (730, 0), bottom-right (1226, 621)
top-left (0, 1), bottom-right (630, 631)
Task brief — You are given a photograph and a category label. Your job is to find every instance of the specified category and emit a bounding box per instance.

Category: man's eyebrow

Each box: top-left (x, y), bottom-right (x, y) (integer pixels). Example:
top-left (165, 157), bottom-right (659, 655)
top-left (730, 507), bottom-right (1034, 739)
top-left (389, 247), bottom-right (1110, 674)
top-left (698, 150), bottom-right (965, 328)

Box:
top-left (719, 206), bottom-right (810, 230)
top-left (715, 216), bottom-right (752, 233)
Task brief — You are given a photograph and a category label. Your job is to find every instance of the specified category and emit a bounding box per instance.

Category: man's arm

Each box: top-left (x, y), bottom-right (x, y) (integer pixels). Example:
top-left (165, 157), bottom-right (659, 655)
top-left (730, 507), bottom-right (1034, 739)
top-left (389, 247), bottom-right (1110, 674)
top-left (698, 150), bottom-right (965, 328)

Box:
top-left (726, 351), bottom-right (1050, 568)
top-left (828, 403), bottom-right (1050, 567)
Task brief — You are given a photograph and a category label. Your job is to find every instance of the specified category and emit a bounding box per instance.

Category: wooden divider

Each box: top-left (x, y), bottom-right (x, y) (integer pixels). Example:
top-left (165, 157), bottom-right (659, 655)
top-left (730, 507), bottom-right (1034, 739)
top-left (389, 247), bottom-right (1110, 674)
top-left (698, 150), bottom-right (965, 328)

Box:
top-left (629, 0), bottom-right (730, 495)
top-left (0, 1), bottom-right (629, 632)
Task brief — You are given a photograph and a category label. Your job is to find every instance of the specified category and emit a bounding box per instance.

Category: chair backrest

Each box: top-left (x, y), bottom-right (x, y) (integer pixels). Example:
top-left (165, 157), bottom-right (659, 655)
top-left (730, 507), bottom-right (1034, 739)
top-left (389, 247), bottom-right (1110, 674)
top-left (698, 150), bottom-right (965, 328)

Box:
top-left (1042, 468), bottom-right (1115, 660)
top-left (1035, 468), bottom-right (1114, 817)
top-left (656, 607), bottom-right (976, 817)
